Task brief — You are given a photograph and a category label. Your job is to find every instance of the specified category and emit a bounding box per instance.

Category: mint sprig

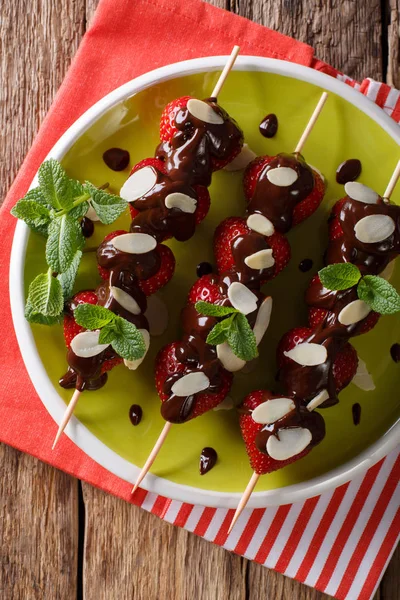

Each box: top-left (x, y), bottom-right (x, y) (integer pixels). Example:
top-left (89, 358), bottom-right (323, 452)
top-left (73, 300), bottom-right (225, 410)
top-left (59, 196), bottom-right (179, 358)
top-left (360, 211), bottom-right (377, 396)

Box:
top-left (318, 263), bottom-right (400, 316)
top-left (74, 304), bottom-right (146, 361)
top-left (28, 270), bottom-right (64, 317)
top-left (195, 301), bottom-right (258, 361)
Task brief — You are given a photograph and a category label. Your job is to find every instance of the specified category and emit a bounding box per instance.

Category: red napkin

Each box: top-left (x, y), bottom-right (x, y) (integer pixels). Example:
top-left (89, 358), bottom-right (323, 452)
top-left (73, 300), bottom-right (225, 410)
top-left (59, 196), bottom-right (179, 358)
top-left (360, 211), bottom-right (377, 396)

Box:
top-left (1, 2), bottom-right (399, 599)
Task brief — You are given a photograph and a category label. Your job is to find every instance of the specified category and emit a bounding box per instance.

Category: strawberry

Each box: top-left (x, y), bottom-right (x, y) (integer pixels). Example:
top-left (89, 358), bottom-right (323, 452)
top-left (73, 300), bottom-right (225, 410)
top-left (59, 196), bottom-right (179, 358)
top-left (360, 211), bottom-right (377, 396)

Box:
top-left (63, 291), bottom-right (98, 347)
top-left (188, 274), bottom-right (223, 304)
top-left (239, 392), bottom-right (311, 474)
top-left (98, 230), bottom-right (128, 281)
top-left (155, 342), bottom-right (233, 420)
top-left (243, 156), bottom-right (273, 201)
top-left (138, 244), bottom-right (175, 296)
top-left (292, 171), bottom-right (325, 226)
top-left (276, 327), bottom-right (313, 369)
top-left (328, 198), bottom-right (347, 241)
top-left (308, 305), bottom-right (380, 335)
top-left (128, 158), bottom-right (167, 220)
top-left (211, 143), bottom-right (242, 172)
top-left (333, 343), bottom-right (358, 391)
top-left (159, 96), bottom-right (192, 142)
top-left (213, 216), bottom-right (290, 279)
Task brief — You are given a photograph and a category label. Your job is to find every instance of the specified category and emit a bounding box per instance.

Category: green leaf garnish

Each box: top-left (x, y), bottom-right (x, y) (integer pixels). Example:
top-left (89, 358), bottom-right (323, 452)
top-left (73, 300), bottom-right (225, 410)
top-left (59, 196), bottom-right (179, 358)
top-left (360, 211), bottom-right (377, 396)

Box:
top-left (206, 314), bottom-right (236, 345)
top-left (357, 275), bottom-right (400, 315)
top-left (202, 302), bottom-right (258, 361)
top-left (84, 181), bottom-right (128, 224)
top-left (11, 199), bottom-right (51, 236)
top-left (38, 159), bottom-right (73, 210)
top-left (45, 214), bottom-right (85, 273)
top-left (74, 304), bottom-right (116, 329)
top-left (24, 298), bottom-right (63, 326)
top-left (27, 271), bottom-right (64, 317)
top-left (57, 250), bottom-right (82, 299)
top-left (319, 263), bottom-right (361, 291)
top-left (195, 301), bottom-right (239, 317)
top-left (110, 318), bottom-right (146, 361)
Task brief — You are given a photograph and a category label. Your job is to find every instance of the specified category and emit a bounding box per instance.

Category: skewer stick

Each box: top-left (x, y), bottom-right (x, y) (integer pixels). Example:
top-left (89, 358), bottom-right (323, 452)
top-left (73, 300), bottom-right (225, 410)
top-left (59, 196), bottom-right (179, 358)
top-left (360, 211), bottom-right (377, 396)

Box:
top-left (211, 46), bottom-right (240, 98)
top-left (228, 472), bottom-right (260, 534)
top-left (52, 389), bottom-right (81, 449)
top-left (294, 92), bottom-right (329, 154)
top-left (383, 159), bottom-right (400, 200)
top-left (131, 421), bottom-right (173, 494)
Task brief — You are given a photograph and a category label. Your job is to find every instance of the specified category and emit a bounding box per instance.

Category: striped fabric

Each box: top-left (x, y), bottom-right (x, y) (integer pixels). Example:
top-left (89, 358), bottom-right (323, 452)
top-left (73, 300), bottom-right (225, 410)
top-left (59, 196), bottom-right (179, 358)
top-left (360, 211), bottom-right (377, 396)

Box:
top-left (134, 77), bottom-right (400, 600)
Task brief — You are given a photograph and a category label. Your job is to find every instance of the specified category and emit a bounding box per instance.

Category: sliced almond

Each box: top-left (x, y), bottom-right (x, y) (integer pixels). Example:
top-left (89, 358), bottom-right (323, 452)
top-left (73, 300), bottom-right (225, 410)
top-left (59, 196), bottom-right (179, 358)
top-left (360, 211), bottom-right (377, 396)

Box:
top-left (227, 282), bottom-right (258, 315)
top-left (223, 144), bottom-right (257, 171)
top-left (187, 98), bottom-right (224, 125)
top-left (119, 166), bottom-right (158, 201)
top-left (338, 299), bottom-right (371, 326)
top-left (244, 249), bottom-right (275, 271)
top-left (123, 329), bottom-right (150, 371)
top-left (284, 342), bottom-right (327, 366)
top-left (253, 296), bottom-right (273, 345)
top-left (351, 357), bottom-right (375, 391)
top-left (266, 167), bottom-right (298, 187)
top-left (112, 232), bottom-right (157, 254)
top-left (144, 295), bottom-right (169, 336)
top-left (345, 182), bottom-right (379, 204)
top-left (354, 214), bottom-right (395, 244)
top-left (217, 342), bottom-right (246, 372)
top-left (171, 372), bottom-right (210, 396)
top-left (267, 427), bottom-right (312, 461)
top-left (252, 397), bottom-right (295, 425)
top-left (246, 213), bottom-right (275, 237)
top-left (379, 259), bottom-right (396, 281)
top-left (85, 203), bottom-right (100, 222)
top-left (165, 192), bottom-right (197, 214)
top-left (110, 286), bottom-right (141, 315)
top-left (213, 396), bottom-right (234, 411)
top-left (307, 389), bottom-right (329, 411)
top-left (70, 331), bottom-right (109, 358)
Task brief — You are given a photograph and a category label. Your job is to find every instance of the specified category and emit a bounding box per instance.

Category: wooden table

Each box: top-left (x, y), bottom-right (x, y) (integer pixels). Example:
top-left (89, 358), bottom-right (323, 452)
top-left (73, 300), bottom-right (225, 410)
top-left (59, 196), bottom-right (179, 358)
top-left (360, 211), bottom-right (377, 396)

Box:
top-left (0, 1), bottom-right (399, 598)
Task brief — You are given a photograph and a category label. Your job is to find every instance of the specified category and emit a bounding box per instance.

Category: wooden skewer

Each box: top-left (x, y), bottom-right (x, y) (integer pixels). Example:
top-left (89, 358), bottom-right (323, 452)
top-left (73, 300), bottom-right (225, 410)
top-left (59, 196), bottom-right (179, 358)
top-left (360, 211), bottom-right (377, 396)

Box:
top-left (228, 472), bottom-right (260, 534)
top-left (52, 389), bottom-right (81, 449)
top-left (294, 91), bottom-right (329, 154)
top-left (383, 159), bottom-right (400, 200)
top-left (211, 45), bottom-right (240, 98)
top-left (131, 422), bottom-right (172, 494)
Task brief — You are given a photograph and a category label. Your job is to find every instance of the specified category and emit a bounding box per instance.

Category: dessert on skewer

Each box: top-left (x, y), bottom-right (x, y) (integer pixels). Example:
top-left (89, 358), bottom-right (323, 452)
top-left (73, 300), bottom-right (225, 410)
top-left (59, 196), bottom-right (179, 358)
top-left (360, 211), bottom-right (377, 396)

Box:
top-left (132, 92), bottom-right (329, 493)
top-left (51, 47), bottom-right (245, 447)
top-left (229, 159), bottom-right (400, 532)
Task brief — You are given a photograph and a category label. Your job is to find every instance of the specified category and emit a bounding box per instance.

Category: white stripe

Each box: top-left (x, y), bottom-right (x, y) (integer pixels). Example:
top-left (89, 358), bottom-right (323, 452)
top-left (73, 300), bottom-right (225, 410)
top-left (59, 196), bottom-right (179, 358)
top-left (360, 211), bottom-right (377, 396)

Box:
top-left (264, 501), bottom-right (307, 567)
top-left (242, 506), bottom-right (280, 560)
top-left (342, 487), bottom-right (400, 600)
top-left (366, 530), bottom-right (400, 600)
top-left (223, 508), bottom-right (253, 551)
top-left (324, 452), bottom-right (398, 596)
top-left (204, 508), bottom-right (228, 541)
top-left (384, 88), bottom-right (400, 112)
top-left (140, 491), bottom-right (159, 513)
top-left (163, 500), bottom-right (183, 524)
top-left (183, 505), bottom-right (207, 532)
top-left (284, 490), bottom-right (336, 578)
top-left (365, 79), bottom-right (381, 103)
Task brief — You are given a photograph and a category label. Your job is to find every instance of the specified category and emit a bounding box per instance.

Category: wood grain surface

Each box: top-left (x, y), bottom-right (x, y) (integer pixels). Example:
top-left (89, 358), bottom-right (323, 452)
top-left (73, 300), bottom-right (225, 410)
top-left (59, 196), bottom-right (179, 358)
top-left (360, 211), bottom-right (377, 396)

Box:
top-left (0, 1), bottom-right (398, 599)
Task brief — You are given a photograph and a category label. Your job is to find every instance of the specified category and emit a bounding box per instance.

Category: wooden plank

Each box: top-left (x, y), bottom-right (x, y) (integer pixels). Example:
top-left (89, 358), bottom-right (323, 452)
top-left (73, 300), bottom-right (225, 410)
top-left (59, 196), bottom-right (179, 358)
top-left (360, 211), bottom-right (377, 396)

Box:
top-left (387, 0), bottom-right (400, 87)
top-left (380, 545), bottom-right (400, 600)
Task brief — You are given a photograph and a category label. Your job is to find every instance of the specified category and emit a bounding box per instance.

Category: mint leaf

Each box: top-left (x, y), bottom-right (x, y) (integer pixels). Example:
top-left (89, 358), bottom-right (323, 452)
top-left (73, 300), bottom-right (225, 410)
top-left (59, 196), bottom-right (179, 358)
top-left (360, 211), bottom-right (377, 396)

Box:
top-left (206, 315), bottom-right (235, 345)
top-left (57, 250), bottom-right (82, 299)
top-left (98, 322), bottom-right (118, 345)
top-left (25, 297), bottom-right (62, 325)
top-left (23, 187), bottom-right (48, 206)
top-left (38, 159), bottom-right (73, 210)
top-left (196, 301), bottom-right (239, 318)
top-left (11, 199), bottom-right (51, 236)
top-left (69, 179), bottom-right (85, 198)
top-left (319, 263), bottom-right (361, 291)
top-left (74, 304), bottom-right (116, 329)
top-left (69, 200), bottom-right (90, 220)
top-left (111, 317), bottom-right (146, 361)
top-left (84, 181), bottom-right (127, 224)
top-left (28, 271), bottom-right (64, 317)
top-left (226, 313), bottom-right (258, 361)
top-left (46, 214), bottom-right (85, 272)
top-left (357, 275), bottom-right (400, 315)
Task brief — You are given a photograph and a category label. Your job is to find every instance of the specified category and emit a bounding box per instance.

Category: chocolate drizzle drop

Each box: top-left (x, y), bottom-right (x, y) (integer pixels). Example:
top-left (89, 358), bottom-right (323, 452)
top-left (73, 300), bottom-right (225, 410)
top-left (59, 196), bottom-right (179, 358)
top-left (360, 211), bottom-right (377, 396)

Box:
top-left (102, 147), bottom-right (130, 171)
top-left (196, 261), bottom-right (213, 277)
top-left (352, 403), bottom-right (361, 426)
top-left (299, 258), bottom-right (313, 272)
top-left (129, 404), bottom-right (143, 426)
top-left (390, 343), bottom-right (400, 363)
top-left (336, 159), bottom-right (362, 184)
top-left (81, 217), bottom-right (94, 238)
top-left (199, 447), bottom-right (217, 474)
top-left (259, 113), bottom-right (278, 138)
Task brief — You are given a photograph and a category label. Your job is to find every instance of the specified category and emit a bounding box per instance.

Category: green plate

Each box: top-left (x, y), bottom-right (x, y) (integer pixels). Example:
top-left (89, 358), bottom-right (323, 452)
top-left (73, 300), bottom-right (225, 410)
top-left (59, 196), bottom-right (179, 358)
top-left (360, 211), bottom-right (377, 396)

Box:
top-left (19, 62), bottom-right (400, 503)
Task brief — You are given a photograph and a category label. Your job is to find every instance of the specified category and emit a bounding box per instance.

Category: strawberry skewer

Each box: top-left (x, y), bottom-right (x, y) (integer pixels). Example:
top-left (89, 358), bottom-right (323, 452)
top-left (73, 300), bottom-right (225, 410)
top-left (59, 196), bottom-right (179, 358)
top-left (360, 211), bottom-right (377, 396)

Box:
top-left (132, 92), bottom-right (329, 492)
top-left (52, 48), bottom-right (244, 448)
top-left (229, 159), bottom-right (400, 532)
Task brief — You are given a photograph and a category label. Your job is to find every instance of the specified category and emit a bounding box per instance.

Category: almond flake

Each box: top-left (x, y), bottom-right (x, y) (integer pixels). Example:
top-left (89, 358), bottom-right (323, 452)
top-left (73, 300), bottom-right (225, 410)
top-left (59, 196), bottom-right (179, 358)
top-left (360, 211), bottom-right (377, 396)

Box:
top-left (213, 396), bottom-right (234, 411)
top-left (246, 213), bottom-right (275, 237)
top-left (227, 282), bottom-right (258, 315)
top-left (187, 99), bottom-right (224, 125)
top-left (354, 214), bottom-right (395, 244)
top-left (338, 299), bottom-right (371, 326)
top-left (217, 342), bottom-right (246, 372)
top-left (307, 389), bottom-right (329, 411)
top-left (351, 357), bottom-right (375, 391)
top-left (345, 182), bottom-right (379, 204)
top-left (244, 249), bottom-right (275, 271)
top-left (284, 342), bottom-right (327, 366)
top-left (266, 167), bottom-right (298, 187)
top-left (110, 286), bottom-right (141, 315)
top-left (253, 296), bottom-right (273, 345)
top-left (224, 144), bottom-right (257, 171)
top-left (252, 397), bottom-right (295, 424)
top-left (71, 331), bottom-right (109, 358)
top-left (120, 166), bottom-right (157, 201)
top-left (85, 203), bottom-right (100, 222)
top-left (123, 329), bottom-right (150, 371)
top-left (144, 295), bottom-right (168, 336)
top-left (171, 372), bottom-right (210, 396)
top-left (112, 232), bottom-right (156, 254)
top-left (267, 427), bottom-right (312, 461)
top-left (165, 192), bottom-right (197, 214)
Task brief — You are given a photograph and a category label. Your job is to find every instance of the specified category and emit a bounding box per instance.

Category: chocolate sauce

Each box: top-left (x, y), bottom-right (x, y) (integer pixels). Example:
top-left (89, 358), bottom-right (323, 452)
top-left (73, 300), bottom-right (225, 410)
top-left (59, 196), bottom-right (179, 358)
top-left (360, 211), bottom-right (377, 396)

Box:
top-left (196, 261), bottom-right (213, 277)
top-left (390, 343), bottom-right (400, 363)
top-left (336, 159), bottom-right (362, 185)
top-left (81, 217), bottom-right (94, 238)
top-left (129, 404), bottom-right (143, 426)
top-left (102, 147), bottom-right (130, 171)
top-left (259, 113), bottom-right (278, 138)
top-left (199, 447), bottom-right (217, 474)
top-left (352, 403), bottom-right (361, 426)
top-left (299, 258), bottom-right (313, 272)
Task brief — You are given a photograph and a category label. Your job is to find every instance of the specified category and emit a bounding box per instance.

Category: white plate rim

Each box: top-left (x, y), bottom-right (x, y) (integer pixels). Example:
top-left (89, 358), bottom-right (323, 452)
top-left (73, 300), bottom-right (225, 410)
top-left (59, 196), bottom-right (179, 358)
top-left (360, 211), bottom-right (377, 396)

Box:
top-left (9, 55), bottom-right (400, 508)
